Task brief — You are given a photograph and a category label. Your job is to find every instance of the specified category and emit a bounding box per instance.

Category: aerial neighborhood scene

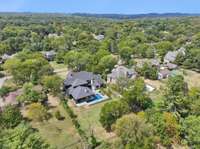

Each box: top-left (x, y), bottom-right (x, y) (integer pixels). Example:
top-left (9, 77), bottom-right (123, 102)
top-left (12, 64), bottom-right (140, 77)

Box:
top-left (1, 0), bottom-right (200, 149)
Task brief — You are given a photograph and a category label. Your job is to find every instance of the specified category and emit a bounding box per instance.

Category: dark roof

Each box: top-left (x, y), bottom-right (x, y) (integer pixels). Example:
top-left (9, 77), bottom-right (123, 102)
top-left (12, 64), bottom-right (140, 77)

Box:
top-left (159, 69), bottom-right (171, 77)
top-left (72, 79), bottom-right (88, 87)
top-left (70, 86), bottom-right (95, 100)
top-left (64, 71), bottom-right (103, 86)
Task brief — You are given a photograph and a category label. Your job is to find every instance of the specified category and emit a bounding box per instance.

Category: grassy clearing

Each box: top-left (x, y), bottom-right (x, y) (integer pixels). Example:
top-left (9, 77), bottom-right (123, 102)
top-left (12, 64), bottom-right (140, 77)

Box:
top-left (30, 98), bottom-right (82, 149)
top-left (50, 61), bottom-right (68, 79)
top-left (50, 61), bottom-right (66, 70)
top-left (182, 69), bottom-right (200, 88)
top-left (71, 99), bottom-right (117, 142)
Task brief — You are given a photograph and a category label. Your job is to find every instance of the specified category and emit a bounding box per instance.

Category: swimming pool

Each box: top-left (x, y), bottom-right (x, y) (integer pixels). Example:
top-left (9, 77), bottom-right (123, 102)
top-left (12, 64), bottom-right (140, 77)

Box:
top-left (75, 92), bottom-right (108, 107)
top-left (87, 93), bottom-right (103, 102)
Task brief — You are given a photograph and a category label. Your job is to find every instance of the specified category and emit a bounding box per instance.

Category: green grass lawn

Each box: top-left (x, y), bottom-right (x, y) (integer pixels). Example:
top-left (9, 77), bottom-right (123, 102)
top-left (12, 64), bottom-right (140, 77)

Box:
top-left (31, 104), bottom-right (82, 149)
top-left (50, 61), bottom-right (67, 70)
top-left (71, 99), bottom-right (118, 142)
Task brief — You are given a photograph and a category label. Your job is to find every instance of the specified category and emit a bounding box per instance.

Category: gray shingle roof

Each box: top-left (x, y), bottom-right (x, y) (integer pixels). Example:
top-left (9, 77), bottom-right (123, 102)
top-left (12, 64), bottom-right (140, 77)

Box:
top-left (64, 71), bottom-right (103, 86)
top-left (108, 66), bottom-right (136, 79)
top-left (70, 86), bottom-right (95, 101)
top-left (164, 51), bottom-right (178, 63)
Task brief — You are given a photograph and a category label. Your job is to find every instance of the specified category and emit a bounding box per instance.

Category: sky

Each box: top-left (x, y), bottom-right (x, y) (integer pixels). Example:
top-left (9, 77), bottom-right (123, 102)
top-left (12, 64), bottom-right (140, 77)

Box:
top-left (0, 0), bottom-right (200, 14)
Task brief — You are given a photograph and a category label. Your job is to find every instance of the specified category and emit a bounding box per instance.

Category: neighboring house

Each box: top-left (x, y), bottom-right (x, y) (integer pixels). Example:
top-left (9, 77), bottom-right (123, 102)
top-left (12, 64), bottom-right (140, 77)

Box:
top-left (165, 63), bottom-right (178, 70)
top-left (158, 69), bottom-right (171, 80)
top-left (107, 65), bottom-right (137, 83)
top-left (164, 47), bottom-right (186, 63)
top-left (151, 59), bottom-right (161, 68)
top-left (43, 51), bottom-right (56, 61)
top-left (93, 34), bottom-right (105, 41)
top-left (0, 54), bottom-right (12, 64)
top-left (0, 89), bottom-right (22, 110)
top-left (64, 71), bottom-right (104, 104)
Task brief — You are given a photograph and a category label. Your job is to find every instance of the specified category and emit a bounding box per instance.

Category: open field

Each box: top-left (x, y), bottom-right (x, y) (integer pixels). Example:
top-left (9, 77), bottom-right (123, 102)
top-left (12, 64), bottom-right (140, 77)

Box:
top-left (29, 96), bottom-right (82, 149)
top-left (70, 99), bottom-right (117, 142)
top-left (182, 69), bottom-right (200, 88)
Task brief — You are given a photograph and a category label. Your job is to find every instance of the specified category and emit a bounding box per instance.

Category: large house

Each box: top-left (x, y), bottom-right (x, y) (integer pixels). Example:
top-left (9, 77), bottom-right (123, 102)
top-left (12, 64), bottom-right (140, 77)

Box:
top-left (107, 65), bottom-right (137, 83)
top-left (64, 71), bottom-right (104, 104)
top-left (164, 47), bottom-right (186, 63)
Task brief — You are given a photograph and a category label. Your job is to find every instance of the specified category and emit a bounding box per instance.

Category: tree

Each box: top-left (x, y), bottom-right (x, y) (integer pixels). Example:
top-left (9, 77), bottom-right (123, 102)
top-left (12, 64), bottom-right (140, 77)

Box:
top-left (182, 116), bottom-right (200, 148)
top-left (156, 41), bottom-right (173, 60)
top-left (17, 83), bottom-right (46, 104)
top-left (118, 47), bottom-right (133, 64)
top-left (100, 100), bottom-right (130, 131)
top-left (0, 123), bottom-right (51, 149)
top-left (3, 51), bottom-right (53, 84)
top-left (138, 62), bottom-right (158, 80)
top-left (64, 51), bottom-right (93, 71)
top-left (122, 78), bottom-right (153, 112)
top-left (164, 75), bottom-right (189, 115)
top-left (114, 114), bottom-right (155, 149)
top-left (0, 105), bottom-right (23, 128)
top-left (41, 75), bottom-right (62, 95)
top-left (96, 55), bottom-right (117, 75)
top-left (27, 103), bottom-right (49, 122)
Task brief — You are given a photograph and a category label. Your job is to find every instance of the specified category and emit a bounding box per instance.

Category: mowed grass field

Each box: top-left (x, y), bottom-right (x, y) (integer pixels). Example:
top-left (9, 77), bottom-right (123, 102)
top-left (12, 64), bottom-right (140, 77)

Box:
top-left (70, 99), bottom-right (117, 142)
top-left (30, 102), bottom-right (82, 149)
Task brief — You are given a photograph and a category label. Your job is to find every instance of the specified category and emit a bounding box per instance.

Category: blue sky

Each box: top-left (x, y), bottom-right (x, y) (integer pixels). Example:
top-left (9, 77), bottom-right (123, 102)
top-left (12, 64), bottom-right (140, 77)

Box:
top-left (0, 0), bottom-right (199, 14)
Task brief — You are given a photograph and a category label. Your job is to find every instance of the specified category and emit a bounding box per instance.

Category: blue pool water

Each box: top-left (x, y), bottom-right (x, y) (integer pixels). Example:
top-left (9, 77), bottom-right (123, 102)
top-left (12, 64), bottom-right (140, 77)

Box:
top-left (87, 93), bottom-right (103, 103)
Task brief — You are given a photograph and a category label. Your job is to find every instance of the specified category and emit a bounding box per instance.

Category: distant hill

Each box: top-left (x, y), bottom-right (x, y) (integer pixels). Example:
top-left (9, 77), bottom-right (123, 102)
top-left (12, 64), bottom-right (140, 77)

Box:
top-left (0, 12), bottom-right (200, 20)
top-left (71, 13), bottom-right (200, 19)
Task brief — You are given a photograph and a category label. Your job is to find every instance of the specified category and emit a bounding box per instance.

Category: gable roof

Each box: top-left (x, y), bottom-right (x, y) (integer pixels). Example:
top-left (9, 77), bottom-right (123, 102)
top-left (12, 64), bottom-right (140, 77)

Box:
top-left (64, 71), bottom-right (103, 86)
top-left (108, 66), bottom-right (136, 79)
top-left (70, 86), bottom-right (95, 100)
top-left (164, 51), bottom-right (178, 62)
top-left (159, 69), bottom-right (171, 77)
top-left (72, 79), bottom-right (88, 87)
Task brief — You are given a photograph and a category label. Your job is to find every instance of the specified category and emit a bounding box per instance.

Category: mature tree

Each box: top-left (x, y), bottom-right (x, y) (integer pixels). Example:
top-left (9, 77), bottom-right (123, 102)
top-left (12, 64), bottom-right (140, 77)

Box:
top-left (182, 116), bottom-right (200, 149)
top-left (138, 62), bottom-right (158, 80)
top-left (0, 123), bottom-right (50, 149)
top-left (114, 114), bottom-right (155, 149)
top-left (64, 51), bottom-right (93, 71)
top-left (115, 77), bottom-right (134, 93)
top-left (164, 75), bottom-right (189, 115)
top-left (96, 55), bottom-right (117, 75)
top-left (3, 51), bottom-right (53, 84)
top-left (27, 103), bottom-right (49, 122)
top-left (122, 78), bottom-right (153, 112)
top-left (17, 83), bottom-right (46, 104)
top-left (156, 41), bottom-right (173, 60)
top-left (100, 100), bottom-right (130, 131)
top-left (0, 105), bottom-right (23, 128)
top-left (145, 110), bottom-right (181, 146)
top-left (41, 75), bottom-right (62, 95)
top-left (118, 47), bottom-right (133, 64)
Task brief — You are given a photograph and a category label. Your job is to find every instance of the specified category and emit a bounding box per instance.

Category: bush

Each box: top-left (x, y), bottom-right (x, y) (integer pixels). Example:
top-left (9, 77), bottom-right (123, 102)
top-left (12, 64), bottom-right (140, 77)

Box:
top-left (0, 86), bottom-right (11, 97)
top-left (0, 105), bottom-right (23, 128)
top-left (54, 110), bottom-right (64, 120)
top-left (27, 103), bottom-right (50, 122)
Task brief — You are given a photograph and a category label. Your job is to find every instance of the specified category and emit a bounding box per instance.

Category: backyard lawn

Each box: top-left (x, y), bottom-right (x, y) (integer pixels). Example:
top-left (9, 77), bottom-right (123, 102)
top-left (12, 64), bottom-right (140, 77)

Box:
top-left (70, 99), bottom-right (117, 142)
top-left (30, 96), bottom-right (82, 149)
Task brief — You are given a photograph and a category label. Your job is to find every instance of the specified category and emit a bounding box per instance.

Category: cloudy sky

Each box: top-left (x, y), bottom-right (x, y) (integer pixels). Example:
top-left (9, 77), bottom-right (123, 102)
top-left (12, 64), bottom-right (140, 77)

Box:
top-left (0, 0), bottom-right (199, 14)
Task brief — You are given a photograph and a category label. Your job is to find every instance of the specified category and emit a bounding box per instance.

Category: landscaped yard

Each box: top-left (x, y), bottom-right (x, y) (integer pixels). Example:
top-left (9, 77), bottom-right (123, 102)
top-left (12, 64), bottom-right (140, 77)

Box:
top-left (30, 96), bottom-right (82, 149)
